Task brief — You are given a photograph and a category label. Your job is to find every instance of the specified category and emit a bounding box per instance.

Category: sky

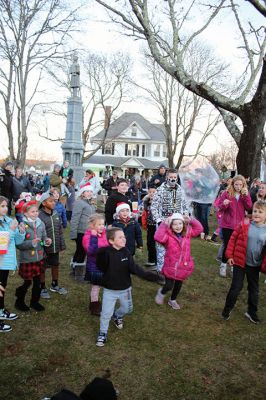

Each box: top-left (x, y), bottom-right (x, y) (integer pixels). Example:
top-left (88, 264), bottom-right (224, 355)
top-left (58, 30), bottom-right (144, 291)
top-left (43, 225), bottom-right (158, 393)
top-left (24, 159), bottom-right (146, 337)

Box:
top-left (0, 0), bottom-right (263, 163)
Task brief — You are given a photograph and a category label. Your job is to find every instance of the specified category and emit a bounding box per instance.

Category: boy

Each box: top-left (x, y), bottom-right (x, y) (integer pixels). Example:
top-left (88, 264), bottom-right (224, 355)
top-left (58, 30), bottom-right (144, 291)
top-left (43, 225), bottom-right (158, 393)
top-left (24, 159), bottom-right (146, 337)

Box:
top-left (38, 191), bottom-right (67, 299)
top-left (95, 227), bottom-right (158, 347)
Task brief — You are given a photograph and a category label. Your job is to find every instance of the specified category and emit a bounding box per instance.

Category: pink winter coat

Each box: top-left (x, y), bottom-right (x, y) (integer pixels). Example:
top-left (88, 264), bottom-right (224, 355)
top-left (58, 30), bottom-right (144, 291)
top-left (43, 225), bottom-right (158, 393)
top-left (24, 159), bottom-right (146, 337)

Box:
top-left (154, 219), bottom-right (203, 281)
top-left (217, 191), bottom-right (252, 230)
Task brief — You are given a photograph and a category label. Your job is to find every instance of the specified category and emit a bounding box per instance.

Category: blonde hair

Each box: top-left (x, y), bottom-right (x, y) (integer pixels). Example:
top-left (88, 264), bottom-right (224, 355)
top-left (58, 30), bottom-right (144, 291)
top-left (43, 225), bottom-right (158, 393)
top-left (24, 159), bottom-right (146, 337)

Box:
top-left (88, 213), bottom-right (105, 227)
top-left (253, 200), bottom-right (266, 212)
top-left (227, 174), bottom-right (247, 197)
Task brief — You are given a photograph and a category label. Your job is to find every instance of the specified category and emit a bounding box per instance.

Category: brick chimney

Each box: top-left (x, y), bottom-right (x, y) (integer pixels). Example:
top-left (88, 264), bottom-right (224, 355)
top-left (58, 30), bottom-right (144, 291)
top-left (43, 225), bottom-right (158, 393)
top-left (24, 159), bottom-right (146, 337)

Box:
top-left (104, 106), bottom-right (112, 129)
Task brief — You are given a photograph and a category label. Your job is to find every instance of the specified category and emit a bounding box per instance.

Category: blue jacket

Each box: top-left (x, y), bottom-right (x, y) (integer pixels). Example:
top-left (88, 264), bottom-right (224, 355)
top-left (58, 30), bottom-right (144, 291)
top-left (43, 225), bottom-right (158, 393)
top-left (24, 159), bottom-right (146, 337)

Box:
top-left (0, 216), bottom-right (25, 270)
top-left (112, 217), bottom-right (143, 255)
top-left (55, 201), bottom-right (67, 228)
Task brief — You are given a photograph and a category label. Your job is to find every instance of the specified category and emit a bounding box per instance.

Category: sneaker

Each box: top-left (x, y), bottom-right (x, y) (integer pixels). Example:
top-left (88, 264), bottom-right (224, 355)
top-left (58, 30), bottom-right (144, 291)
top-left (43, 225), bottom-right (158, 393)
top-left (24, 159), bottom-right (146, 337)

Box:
top-left (30, 301), bottom-right (45, 312)
top-left (205, 235), bottom-right (212, 241)
top-left (222, 308), bottom-right (232, 320)
top-left (168, 300), bottom-right (181, 310)
top-left (0, 321), bottom-right (12, 332)
top-left (244, 312), bottom-right (261, 324)
top-left (112, 316), bottom-right (123, 329)
top-left (40, 288), bottom-right (51, 300)
top-left (155, 288), bottom-right (165, 305)
top-left (96, 332), bottom-right (107, 347)
top-left (0, 308), bottom-right (18, 320)
top-left (49, 285), bottom-right (68, 295)
top-left (200, 232), bottom-right (205, 240)
top-left (219, 263), bottom-right (227, 278)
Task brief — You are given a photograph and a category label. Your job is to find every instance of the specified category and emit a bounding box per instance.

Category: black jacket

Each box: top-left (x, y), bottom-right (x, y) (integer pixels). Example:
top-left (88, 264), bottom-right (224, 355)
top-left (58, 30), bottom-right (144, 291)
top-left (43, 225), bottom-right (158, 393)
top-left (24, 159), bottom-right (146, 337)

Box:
top-left (38, 208), bottom-right (65, 254)
top-left (96, 246), bottom-right (157, 290)
top-left (104, 192), bottom-right (131, 225)
top-left (0, 169), bottom-right (13, 199)
top-left (149, 172), bottom-right (166, 188)
top-left (12, 175), bottom-right (32, 201)
top-left (103, 176), bottom-right (119, 196)
top-left (112, 217), bottom-right (143, 255)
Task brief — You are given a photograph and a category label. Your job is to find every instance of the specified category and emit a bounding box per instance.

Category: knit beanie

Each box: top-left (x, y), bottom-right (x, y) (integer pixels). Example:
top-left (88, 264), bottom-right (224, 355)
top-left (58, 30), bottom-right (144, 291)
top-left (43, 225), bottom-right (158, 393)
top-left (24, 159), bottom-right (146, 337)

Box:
top-left (116, 202), bottom-right (130, 214)
top-left (168, 213), bottom-right (184, 223)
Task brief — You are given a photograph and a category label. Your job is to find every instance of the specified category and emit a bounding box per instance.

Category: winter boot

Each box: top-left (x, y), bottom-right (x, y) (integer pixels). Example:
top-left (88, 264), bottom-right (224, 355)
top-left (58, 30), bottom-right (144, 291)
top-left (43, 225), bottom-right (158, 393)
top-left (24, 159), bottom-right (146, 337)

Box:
top-left (90, 301), bottom-right (101, 316)
top-left (211, 233), bottom-right (218, 243)
top-left (15, 287), bottom-right (30, 312)
top-left (30, 301), bottom-right (45, 311)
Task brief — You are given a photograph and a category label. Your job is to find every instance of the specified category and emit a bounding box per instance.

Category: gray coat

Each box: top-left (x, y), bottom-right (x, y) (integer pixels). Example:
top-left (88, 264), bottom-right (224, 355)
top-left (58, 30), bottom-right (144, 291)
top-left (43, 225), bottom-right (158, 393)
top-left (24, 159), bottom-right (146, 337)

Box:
top-left (70, 198), bottom-right (95, 239)
top-left (16, 217), bottom-right (48, 263)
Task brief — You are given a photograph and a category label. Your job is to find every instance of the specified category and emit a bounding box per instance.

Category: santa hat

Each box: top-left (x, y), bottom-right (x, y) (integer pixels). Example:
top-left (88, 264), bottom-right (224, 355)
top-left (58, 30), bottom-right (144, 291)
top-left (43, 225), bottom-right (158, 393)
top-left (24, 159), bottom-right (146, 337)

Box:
top-left (22, 200), bottom-right (38, 213)
top-left (78, 183), bottom-right (93, 197)
top-left (20, 192), bottom-right (32, 202)
top-left (116, 202), bottom-right (130, 214)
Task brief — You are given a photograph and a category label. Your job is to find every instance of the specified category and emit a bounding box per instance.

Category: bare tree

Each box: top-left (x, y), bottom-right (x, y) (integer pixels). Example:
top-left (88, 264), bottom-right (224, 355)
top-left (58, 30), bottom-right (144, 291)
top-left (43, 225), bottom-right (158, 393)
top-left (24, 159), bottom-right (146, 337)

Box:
top-left (207, 140), bottom-right (238, 175)
top-left (95, 0), bottom-right (266, 180)
top-left (137, 43), bottom-right (224, 168)
top-left (0, 0), bottom-right (80, 167)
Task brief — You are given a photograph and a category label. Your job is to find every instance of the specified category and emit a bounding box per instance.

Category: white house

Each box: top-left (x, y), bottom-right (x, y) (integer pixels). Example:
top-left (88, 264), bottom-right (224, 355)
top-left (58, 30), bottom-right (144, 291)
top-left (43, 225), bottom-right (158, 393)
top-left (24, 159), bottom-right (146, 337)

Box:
top-left (85, 112), bottom-right (168, 178)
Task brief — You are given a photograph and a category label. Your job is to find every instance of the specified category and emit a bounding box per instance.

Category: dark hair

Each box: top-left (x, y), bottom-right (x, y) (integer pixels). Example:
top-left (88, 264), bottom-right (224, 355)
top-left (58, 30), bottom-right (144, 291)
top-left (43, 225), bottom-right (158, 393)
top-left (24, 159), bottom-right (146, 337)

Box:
top-left (106, 227), bottom-right (123, 242)
top-left (86, 169), bottom-right (93, 175)
top-left (148, 184), bottom-right (157, 190)
top-left (167, 168), bottom-right (178, 175)
top-left (117, 178), bottom-right (127, 185)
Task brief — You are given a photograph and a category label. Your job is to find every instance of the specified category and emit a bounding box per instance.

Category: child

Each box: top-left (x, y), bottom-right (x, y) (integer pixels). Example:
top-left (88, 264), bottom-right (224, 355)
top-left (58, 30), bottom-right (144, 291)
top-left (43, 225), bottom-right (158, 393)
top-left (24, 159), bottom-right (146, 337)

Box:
top-left (112, 202), bottom-right (143, 256)
top-left (50, 188), bottom-right (67, 228)
top-left (141, 185), bottom-right (157, 267)
top-left (38, 191), bottom-right (67, 299)
top-left (154, 213), bottom-right (203, 309)
top-left (70, 183), bottom-right (95, 279)
top-left (82, 214), bottom-right (109, 315)
top-left (14, 192), bottom-right (32, 223)
top-left (222, 200), bottom-right (266, 323)
top-left (15, 200), bottom-right (52, 312)
top-left (0, 196), bottom-right (25, 333)
top-left (95, 227), bottom-right (158, 347)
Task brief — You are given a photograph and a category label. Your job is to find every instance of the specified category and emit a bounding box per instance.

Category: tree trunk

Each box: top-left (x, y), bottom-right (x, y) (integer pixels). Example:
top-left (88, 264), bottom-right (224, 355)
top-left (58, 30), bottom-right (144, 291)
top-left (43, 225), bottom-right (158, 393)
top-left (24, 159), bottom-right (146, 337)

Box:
top-left (236, 108), bottom-right (265, 180)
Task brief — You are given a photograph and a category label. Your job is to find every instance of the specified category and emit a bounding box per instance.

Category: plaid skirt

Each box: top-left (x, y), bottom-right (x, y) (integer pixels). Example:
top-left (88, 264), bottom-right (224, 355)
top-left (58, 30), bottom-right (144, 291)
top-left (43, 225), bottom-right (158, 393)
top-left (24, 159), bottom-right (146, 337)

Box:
top-left (19, 260), bottom-right (44, 280)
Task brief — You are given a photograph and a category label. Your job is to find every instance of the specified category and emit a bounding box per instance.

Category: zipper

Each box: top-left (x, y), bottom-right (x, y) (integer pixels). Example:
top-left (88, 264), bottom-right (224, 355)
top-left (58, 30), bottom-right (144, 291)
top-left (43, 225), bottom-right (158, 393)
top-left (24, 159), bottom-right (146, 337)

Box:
top-left (51, 215), bottom-right (56, 253)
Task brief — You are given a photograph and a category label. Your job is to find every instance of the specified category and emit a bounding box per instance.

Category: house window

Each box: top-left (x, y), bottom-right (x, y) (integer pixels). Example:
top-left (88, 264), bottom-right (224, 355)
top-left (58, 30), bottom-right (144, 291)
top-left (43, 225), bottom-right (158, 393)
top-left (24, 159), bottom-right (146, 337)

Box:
top-left (126, 144), bottom-right (138, 156)
top-left (102, 143), bottom-right (114, 155)
top-left (142, 145), bottom-right (145, 157)
top-left (154, 144), bottom-right (160, 157)
top-left (162, 146), bottom-right (167, 157)
top-left (131, 124), bottom-right (137, 137)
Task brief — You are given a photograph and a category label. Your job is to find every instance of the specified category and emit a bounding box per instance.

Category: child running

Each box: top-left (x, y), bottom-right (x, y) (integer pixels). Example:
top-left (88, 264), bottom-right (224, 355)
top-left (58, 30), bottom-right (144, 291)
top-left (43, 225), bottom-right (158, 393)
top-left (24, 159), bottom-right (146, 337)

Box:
top-left (0, 196), bottom-right (25, 332)
top-left (15, 200), bottom-right (52, 312)
top-left (154, 213), bottom-right (203, 309)
top-left (38, 191), bottom-right (67, 299)
top-left (82, 214), bottom-right (109, 316)
top-left (112, 202), bottom-right (143, 256)
top-left (222, 200), bottom-right (266, 323)
top-left (95, 227), bottom-right (159, 347)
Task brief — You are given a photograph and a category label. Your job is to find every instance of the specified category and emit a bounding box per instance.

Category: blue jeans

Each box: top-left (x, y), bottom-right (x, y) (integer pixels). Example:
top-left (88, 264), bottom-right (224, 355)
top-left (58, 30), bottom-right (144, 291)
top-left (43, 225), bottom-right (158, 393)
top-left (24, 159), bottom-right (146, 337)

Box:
top-left (100, 287), bottom-right (133, 334)
top-left (194, 203), bottom-right (211, 235)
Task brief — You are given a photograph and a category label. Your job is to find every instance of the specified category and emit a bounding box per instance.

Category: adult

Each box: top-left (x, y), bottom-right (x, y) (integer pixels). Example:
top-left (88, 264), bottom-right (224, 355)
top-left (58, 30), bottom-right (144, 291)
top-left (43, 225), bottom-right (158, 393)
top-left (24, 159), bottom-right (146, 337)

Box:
top-left (105, 179), bottom-right (131, 226)
top-left (12, 166), bottom-right (33, 202)
top-left (50, 164), bottom-right (63, 194)
top-left (0, 161), bottom-right (14, 215)
top-left (79, 169), bottom-right (101, 199)
top-left (42, 173), bottom-right (50, 192)
top-left (193, 202), bottom-right (212, 240)
top-left (103, 170), bottom-right (119, 196)
top-left (249, 177), bottom-right (261, 203)
top-left (128, 175), bottom-right (146, 204)
top-left (151, 168), bottom-right (189, 271)
top-left (217, 174), bottom-right (252, 277)
top-left (149, 164), bottom-right (167, 188)
top-left (60, 160), bottom-right (73, 180)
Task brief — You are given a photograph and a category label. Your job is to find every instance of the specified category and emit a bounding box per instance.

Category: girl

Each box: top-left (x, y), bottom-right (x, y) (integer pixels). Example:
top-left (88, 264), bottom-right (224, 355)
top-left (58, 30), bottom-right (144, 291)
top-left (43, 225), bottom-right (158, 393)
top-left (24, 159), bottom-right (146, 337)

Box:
top-left (222, 200), bottom-right (266, 323)
top-left (82, 214), bottom-right (108, 315)
top-left (70, 183), bottom-right (96, 279)
top-left (0, 196), bottom-right (25, 332)
top-left (154, 213), bottom-right (203, 309)
top-left (50, 188), bottom-right (67, 228)
top-left (15, 201), bottom-right (52, 312)
top-left (112, 202), bottom-right (143, 256)
top-left (217, 175), bottom-right (252, 277)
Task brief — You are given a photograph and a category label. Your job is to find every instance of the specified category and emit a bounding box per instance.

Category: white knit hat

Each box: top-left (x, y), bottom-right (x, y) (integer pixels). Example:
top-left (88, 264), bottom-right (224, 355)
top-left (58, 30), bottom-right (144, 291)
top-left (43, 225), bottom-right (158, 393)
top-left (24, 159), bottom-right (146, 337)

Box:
top-left (116, 202), bottom-right (130, 214)
top-left (168, 213), bottom-right (184, 223)
top-left (78, 183), bottom-right (93, 197)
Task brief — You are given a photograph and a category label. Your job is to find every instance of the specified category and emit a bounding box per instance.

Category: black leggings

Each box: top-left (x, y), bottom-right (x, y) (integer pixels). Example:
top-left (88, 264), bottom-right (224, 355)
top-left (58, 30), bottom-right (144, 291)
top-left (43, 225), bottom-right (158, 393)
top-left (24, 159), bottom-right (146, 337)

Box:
top-left (161, 278), bottom-right (183, 300)
top-left (16, 276), bottom-right (41, 302)
top-left (0, 270), bottom-right (9, 309)
top-left (221, 228), bottom-right (234, 263)
top-left (73, 233), bottom-right (86, 263)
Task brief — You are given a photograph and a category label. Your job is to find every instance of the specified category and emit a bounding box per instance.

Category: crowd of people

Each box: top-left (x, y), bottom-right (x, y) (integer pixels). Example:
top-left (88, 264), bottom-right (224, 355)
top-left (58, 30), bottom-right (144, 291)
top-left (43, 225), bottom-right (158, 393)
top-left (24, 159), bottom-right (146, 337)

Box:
top-left (1, 160), bottom-right (266, 395)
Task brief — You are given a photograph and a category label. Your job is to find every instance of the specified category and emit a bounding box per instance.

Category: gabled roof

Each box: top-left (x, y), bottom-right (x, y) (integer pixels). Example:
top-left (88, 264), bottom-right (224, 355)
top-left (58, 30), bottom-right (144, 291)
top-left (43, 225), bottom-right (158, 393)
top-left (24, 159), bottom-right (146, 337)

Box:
top-left (83, 155), bottom-right (168, 169)
top-left (92, 112), bottom-right (165, 141)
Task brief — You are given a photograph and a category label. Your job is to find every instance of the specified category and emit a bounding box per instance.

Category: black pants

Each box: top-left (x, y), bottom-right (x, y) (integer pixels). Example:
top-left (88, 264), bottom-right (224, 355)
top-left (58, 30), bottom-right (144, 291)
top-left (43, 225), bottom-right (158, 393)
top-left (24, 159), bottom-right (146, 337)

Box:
top-left (221, 228), bottom-right (234, 263)
top-left (161, 278), bottom-right (183, 300)
top-left (73, 233), bottom-right (86, 263)
top-left (224, 265), bottom-right (260, 316)
top-left (16, 276), bottom-right (41, 303)
top-left (0, 270), bottom-right (9, 309)
top-left (147, 225), bottom-right (157, 263)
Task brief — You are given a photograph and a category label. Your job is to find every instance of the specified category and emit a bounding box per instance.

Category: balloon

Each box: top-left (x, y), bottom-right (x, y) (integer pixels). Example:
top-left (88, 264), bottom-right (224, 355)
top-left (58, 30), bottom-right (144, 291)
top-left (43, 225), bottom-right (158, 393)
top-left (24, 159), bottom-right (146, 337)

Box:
top-left (179, 161), bottom-right (220, 204)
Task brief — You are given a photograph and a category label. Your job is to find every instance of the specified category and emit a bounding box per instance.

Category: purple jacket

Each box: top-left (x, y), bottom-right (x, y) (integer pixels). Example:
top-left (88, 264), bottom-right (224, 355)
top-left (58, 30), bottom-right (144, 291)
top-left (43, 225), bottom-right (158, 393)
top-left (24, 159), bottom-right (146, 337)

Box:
top-left (82, 229), bottom-right (109, 274)
top-left (217, 191), bottom-right (252, 230)
top-left (154, 219), bottom-right (203, 281)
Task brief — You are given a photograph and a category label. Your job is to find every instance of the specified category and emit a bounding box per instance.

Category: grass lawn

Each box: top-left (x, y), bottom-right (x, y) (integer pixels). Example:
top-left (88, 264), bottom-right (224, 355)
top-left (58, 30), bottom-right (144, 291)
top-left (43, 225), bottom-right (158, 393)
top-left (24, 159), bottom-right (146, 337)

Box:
top-left (1, 222), bottom-right (266, 400)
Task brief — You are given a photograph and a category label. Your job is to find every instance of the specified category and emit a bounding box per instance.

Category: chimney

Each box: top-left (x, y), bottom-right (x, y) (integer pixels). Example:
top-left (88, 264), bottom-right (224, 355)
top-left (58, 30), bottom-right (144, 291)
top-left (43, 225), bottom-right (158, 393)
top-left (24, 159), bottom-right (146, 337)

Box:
top-left (104, 106), bottom-right (112, 129)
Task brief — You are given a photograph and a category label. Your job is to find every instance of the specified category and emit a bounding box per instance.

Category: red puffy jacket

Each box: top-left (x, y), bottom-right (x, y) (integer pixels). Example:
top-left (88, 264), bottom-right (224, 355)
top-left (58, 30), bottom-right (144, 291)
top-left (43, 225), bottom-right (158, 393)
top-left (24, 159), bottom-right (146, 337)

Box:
top-left (225, 219), bottom-right (266, 273)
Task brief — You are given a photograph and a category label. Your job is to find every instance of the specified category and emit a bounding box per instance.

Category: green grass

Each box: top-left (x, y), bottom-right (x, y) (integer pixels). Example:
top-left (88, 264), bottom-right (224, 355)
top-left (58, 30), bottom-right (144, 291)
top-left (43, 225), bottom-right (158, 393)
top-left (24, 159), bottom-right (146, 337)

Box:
top-left (1, 224), bottom-right (266, 400)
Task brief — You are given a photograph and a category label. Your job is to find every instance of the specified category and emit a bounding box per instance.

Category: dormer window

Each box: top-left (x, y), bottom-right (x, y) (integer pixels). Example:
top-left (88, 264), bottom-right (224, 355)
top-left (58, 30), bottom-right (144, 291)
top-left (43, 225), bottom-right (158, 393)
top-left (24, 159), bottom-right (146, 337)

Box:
top-left (131, 123), bottom-right (137, 136)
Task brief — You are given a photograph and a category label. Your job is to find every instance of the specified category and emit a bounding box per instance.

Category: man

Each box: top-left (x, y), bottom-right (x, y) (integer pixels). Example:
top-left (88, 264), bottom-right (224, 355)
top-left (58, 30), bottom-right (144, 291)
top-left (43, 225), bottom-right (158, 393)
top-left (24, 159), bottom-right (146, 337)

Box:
top-left (105, 179), bottom-right (131, 226)
top-left (0, 161), bottom-right (14, 215)
top-left (103, 170), bottom-right (119, 196)
top-left (12, 166), bottom-right (32, 202)
top-left (151, 168), bottom-right (189, 271)
top-left (149, 164), bottom-right (167, 188)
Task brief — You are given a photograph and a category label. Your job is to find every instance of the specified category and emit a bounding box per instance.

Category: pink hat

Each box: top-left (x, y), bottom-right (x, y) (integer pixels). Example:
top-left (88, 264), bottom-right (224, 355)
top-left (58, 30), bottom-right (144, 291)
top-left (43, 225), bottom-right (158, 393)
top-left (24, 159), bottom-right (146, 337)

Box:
top-left (78, 183), bottom-right (93, 197)
top-left (116, 202), bottom-right (130, 214)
